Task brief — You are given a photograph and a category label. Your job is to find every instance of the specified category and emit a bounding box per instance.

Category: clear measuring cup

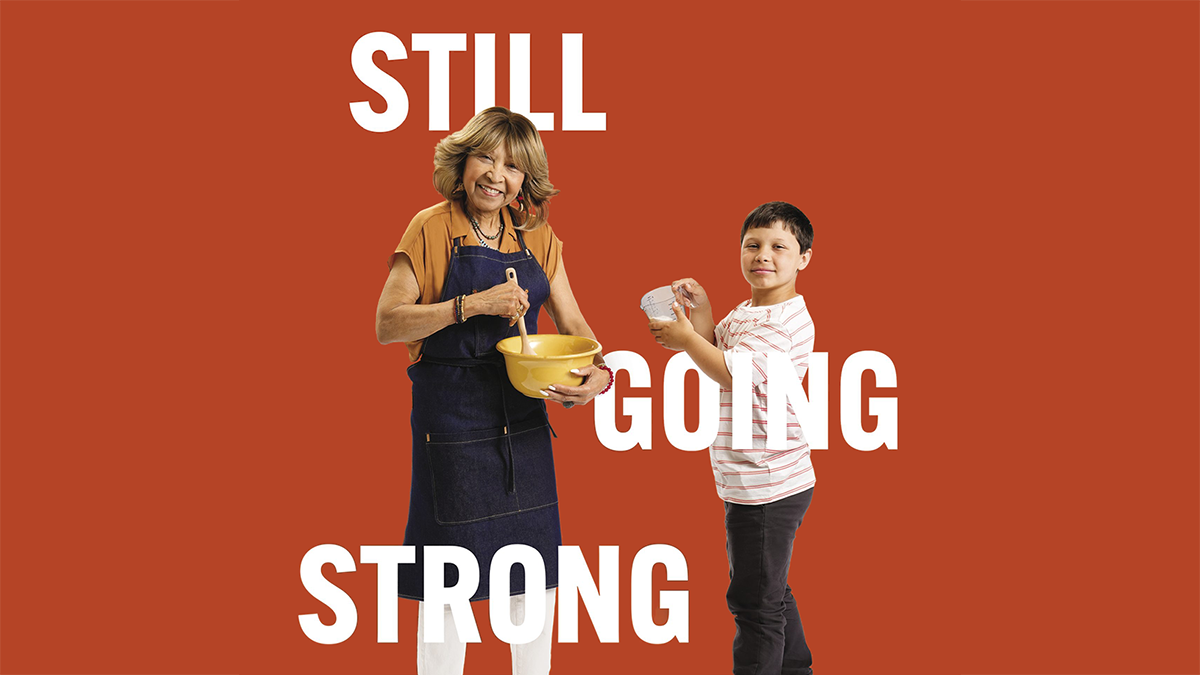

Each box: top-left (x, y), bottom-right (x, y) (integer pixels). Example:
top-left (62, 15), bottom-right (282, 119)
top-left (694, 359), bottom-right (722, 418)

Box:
top-left (640, 285), bottom-right (693, 320)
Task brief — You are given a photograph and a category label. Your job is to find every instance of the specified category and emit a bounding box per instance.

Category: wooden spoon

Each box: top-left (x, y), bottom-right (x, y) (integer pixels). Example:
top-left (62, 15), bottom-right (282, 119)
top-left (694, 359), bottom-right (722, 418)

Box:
top-left (505, 267), bottom-right (535, 356)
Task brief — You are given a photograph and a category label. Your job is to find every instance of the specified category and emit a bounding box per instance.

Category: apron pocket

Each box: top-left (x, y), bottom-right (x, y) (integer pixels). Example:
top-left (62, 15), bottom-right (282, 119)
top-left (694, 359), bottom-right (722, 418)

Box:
top-left (425, 421), bottom-right (558, 525)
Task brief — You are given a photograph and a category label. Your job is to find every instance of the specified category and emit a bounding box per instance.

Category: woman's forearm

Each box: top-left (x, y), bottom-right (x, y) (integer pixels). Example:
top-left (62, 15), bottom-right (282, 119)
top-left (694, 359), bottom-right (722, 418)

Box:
top-left (551, 314), bottom-right (605, 365)
top-left (543, 261), bottom-right (606, 366)
top-left (376, 254), bottom-right (463, 345)
top-left (376, 299), bottom-right (455, 345)
top-left (376, 293), bottom-right (513, 344)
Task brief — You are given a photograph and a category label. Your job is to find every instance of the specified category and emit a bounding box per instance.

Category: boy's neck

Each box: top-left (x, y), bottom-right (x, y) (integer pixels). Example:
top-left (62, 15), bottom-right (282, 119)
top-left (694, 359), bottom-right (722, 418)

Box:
top-left (749, 287), bottom-right (799, 307)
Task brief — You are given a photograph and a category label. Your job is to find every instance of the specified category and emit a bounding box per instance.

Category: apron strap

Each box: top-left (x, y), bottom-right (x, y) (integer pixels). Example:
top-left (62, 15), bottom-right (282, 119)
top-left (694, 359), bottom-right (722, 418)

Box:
top-left (514, 225), bottom-right (529, 253)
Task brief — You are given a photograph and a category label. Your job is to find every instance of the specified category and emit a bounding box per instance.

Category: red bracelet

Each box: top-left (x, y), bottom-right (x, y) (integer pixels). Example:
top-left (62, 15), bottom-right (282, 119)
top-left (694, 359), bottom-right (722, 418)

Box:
top-left (595, 364), bottom-right (614, 395)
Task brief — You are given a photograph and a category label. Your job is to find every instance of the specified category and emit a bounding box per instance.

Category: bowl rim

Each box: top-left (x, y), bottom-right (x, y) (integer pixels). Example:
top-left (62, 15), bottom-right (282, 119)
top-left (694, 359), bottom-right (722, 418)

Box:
top-left (495, 334), bottom-right (602, 360)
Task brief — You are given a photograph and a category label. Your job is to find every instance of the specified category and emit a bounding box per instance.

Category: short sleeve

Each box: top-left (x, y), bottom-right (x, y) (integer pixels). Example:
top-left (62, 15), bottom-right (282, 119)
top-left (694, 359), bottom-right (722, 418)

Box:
top-left (722, 319), bottom-right (796, 390)
top-left (519, 222), bottom-right (562, 283)
top-left (389, 212), bottom-right (430, 299)
top-left (544, 230), bottom-right (562, 283)
top-left (721, 300), bottom-right (814, 392)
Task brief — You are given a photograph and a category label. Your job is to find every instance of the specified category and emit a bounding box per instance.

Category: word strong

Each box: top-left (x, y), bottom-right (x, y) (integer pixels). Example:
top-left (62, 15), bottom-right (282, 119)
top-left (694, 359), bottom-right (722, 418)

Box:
top-left (350, 33), bottom-right (607, 132)
top-left (595, 350), bottom-right (899, 452)
top-left (299, 544), bottom-right (688, 645)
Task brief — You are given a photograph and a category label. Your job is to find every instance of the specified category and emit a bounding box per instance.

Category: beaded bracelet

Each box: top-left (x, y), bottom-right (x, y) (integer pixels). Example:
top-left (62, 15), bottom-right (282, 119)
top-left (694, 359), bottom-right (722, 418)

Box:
top-left (595, 363), bottom-right (614, 395)
top-left (454, 294), bottom-right (467, 324)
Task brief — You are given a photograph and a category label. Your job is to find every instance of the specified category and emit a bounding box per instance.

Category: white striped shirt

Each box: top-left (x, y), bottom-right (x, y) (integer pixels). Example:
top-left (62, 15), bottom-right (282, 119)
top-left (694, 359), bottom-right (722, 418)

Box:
top-left (711, 295), bottom-right (815, 505)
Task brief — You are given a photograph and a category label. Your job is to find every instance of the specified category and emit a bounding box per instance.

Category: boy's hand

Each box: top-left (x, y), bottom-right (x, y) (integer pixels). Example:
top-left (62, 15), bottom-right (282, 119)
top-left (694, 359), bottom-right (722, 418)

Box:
top-left (649, 302), bottom-right (733, 388)
top-left (649, 303), bottom-right (696, 351)
top-left (671, 278), bottom-right (710, 312)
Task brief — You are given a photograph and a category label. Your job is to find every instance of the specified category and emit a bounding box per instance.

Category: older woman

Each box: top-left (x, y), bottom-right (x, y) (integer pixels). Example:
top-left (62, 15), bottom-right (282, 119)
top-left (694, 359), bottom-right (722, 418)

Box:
top-left (375, 107), bottom-right (610, 675)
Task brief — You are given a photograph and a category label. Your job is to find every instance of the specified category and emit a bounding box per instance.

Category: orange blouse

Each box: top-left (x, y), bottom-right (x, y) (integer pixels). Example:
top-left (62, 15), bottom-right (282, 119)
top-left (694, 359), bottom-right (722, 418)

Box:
top-left (388, 200), bottom-right (563, 361)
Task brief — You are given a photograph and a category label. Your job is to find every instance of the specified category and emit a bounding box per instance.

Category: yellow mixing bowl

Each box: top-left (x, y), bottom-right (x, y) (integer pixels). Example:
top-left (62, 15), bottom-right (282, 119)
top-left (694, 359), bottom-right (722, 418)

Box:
top-left (495, 334), bottom-right (602, 399)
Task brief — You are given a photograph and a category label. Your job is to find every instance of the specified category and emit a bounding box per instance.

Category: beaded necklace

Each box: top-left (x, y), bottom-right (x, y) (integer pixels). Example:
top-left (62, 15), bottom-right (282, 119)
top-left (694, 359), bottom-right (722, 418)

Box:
top-left (468, 213), bottom-right (504, 248)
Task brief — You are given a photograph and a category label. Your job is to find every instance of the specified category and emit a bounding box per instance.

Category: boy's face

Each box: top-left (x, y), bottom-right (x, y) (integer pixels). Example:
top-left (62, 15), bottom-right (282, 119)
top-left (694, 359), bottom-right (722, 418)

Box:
top-left (740, 221), bottom-right (812, 293)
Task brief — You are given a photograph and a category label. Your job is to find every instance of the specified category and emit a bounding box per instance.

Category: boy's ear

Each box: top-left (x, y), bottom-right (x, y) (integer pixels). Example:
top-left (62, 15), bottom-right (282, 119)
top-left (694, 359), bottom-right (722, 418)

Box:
top-left (798, 247), bottom-right (813, 270)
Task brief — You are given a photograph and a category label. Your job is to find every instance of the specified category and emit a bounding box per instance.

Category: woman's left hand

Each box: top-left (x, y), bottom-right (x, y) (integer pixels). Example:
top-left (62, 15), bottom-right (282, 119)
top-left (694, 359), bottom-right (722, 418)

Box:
top-left (542, 364), bottom-right (611, 407)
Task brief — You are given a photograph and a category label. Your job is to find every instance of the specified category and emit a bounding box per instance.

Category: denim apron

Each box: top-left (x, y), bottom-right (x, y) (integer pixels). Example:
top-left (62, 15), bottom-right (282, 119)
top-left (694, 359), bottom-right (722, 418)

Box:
top-left (400, 227), bottom-right (561, 602)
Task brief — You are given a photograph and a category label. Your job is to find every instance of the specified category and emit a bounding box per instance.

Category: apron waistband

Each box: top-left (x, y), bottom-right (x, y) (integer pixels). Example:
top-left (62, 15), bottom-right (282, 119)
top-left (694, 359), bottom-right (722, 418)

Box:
top-left (418, 354), bottom-right (504, 368)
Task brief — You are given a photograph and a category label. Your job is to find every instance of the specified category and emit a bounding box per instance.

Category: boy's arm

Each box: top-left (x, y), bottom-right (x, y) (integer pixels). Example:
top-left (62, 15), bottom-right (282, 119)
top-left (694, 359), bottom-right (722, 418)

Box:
top-left (649, 304), bottom-right (733, 388)
top-left (690, 307), bottom-right (716, 346)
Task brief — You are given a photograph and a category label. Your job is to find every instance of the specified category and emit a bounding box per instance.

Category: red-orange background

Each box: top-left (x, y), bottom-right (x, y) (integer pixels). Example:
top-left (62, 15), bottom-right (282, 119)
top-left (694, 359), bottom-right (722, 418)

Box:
top-left (2, 1), bottom-right (1197, 674)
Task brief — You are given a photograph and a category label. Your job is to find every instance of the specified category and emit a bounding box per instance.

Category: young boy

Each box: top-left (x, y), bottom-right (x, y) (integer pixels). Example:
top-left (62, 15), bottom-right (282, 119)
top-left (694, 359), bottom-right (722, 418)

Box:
top-left (649, 201), bottom-right (816, 675)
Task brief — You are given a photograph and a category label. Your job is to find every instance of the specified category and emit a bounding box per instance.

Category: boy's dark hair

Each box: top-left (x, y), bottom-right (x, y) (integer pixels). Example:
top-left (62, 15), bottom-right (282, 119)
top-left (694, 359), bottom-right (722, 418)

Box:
top-left (740, 201), bottom-right (813, 251)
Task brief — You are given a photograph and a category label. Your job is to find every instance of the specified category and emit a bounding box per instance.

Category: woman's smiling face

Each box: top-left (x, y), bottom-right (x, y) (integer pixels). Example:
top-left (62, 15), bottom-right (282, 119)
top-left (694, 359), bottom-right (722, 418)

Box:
top-left (462, 144), bottom-right (524, 219)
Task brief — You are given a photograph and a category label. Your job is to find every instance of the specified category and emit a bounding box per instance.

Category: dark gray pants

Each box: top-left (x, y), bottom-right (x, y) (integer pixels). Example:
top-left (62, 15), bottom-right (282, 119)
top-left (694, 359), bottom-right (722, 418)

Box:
top-left (724, 488), bottom-right (814, 675)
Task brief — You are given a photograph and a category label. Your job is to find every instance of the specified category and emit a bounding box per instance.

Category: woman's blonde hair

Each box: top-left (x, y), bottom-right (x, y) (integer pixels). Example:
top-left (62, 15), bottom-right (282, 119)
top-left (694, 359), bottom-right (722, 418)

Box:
top-left (433, 107), bottom-right (559, 231)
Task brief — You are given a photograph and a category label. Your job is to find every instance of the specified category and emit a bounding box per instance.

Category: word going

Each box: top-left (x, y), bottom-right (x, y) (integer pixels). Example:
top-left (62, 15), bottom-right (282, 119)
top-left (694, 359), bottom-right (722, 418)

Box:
top-left (350, 33), bottom-right (606, 132)
top-left (595, 350), bottom-right (898, 452)
top-left (300, 544), bottom-right (687, 645)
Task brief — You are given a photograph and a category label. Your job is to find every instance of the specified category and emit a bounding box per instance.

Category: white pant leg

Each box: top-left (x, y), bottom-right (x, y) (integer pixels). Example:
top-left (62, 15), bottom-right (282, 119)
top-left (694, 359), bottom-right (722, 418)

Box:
top-left (510, 589), bottom-right (556, 675)
top-left (416, 601), bottom-right (467, 675)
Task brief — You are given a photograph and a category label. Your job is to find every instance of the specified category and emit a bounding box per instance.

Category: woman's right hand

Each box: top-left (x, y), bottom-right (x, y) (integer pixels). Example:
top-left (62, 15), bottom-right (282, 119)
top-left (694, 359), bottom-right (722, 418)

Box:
top-left (671, 278), bottom-right (710, 312)
top-left (468, 277), bottom-right (530, 326)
